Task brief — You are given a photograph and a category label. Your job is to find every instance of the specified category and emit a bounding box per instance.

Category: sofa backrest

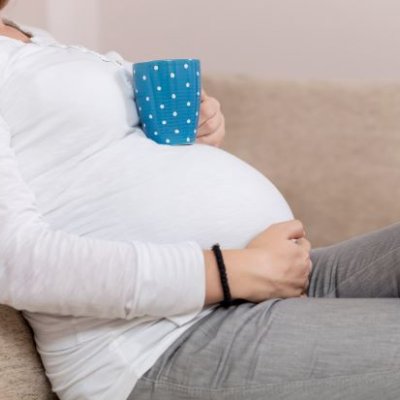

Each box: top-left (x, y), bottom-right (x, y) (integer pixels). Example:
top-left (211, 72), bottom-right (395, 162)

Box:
top-left (204, 76), bottom-right (400, 247)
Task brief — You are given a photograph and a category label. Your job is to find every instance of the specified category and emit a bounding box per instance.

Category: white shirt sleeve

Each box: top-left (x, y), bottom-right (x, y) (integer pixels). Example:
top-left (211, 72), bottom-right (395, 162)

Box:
top-left (0, 116), bottom-right (206, 320)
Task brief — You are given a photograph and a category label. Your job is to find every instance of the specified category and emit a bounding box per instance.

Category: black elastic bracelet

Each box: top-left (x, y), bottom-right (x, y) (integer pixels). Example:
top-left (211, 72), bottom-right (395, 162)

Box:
top-left (211, 243), bottom-right (233, 308)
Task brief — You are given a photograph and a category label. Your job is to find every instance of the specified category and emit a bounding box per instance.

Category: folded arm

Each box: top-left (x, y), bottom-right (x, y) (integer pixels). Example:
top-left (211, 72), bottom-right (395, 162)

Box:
top-left (0, 116), bottom-right (206, 320)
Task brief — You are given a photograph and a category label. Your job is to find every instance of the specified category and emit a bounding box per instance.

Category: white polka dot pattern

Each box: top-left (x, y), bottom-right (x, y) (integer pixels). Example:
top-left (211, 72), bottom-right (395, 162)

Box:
top-left (133, 59), bottom-right (201, 145)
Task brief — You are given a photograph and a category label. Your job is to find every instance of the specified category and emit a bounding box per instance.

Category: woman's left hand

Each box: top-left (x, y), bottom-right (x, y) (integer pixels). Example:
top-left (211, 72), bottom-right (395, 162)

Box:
top-left (196, 89), bottom-right (225, 147)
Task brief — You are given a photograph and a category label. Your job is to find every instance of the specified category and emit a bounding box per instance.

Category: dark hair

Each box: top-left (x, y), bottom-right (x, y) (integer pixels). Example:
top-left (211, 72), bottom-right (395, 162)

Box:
top-left (0, 0), bottom-right (9, 10)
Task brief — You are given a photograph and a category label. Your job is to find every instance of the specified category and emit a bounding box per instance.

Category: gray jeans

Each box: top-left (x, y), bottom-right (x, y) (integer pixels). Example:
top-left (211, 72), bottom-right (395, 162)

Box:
top-left (128, 222), bottom-right (400, 399)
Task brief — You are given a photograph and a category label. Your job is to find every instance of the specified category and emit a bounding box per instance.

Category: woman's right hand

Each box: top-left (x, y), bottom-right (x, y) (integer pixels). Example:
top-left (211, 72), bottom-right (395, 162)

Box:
top-left (203, 220), bottom-right (313, 306)
top-left (240, 220), bottom-right (312, 302)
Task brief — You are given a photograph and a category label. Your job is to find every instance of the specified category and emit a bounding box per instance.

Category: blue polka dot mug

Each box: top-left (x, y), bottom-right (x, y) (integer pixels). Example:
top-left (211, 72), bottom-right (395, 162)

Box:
top-left (133, 59), bottom-right (201, 145)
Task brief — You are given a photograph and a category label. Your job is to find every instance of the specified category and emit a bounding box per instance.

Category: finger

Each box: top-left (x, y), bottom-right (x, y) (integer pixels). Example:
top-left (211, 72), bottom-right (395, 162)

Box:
top-left (282, 219), bottom-right (305, 240)
top-left (304, 273), bottom-right (310, 290)
top-left (293, 250), bottom-right (310, 275)
top-left (300, 283), bottom-right (309, 297)
top-left (303, 277), bottom-right (310, 294)
top-left (196, 121), bottom-right (225, 146)
top-left (201, 88), bottom-right (208, 101)
top-left (296, 238), bottom-right (311, 253)
top-left (308, 259), bottom-right (313, 275)
top-left (302, 256), bottom-right (312, 274)
top-left (196, 115), bottom-right (225, 147)
top-left (199, 97), bottom-right (220, 126)
top-left (197, 111), bottom-right (223, 138)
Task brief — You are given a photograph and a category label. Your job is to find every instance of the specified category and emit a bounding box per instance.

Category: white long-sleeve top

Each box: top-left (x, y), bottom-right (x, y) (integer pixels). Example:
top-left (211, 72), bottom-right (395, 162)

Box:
top-left (0, 22), bottom-right (294, 400)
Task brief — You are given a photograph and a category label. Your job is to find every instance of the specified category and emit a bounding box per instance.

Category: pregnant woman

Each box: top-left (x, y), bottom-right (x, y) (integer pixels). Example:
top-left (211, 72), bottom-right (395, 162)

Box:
top-left (1, 3), bottom-right (400, 400)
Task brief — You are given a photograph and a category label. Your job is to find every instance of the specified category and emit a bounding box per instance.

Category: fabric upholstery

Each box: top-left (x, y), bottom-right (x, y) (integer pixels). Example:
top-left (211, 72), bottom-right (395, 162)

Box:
top-left (0, 305), bottom-right (56, 399)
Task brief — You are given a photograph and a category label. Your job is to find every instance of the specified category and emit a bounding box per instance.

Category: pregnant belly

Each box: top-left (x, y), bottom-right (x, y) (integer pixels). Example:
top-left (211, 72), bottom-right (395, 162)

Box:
top-left (33, 132), bottom-right (294, 249)
top-left (24, 132), bottom-right (295, 388)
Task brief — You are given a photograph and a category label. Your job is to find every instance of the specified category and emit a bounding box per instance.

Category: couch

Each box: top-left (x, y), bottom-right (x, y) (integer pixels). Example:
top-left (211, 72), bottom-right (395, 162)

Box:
top-left (1, 75), bottom-right (400, 399)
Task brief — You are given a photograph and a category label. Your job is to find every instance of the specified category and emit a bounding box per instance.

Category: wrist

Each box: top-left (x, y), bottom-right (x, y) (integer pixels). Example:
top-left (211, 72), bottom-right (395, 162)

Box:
top-left (221, 249), bottom-right (251, 301)
top-left (203, 249), bottom-right (253, 306)
top-left (203, 249), bottom-right (223, 306)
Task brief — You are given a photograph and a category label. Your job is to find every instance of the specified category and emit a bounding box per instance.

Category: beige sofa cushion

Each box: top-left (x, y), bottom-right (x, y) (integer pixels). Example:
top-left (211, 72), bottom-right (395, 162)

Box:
top-left (0, 305), bottom-right (56, 399)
